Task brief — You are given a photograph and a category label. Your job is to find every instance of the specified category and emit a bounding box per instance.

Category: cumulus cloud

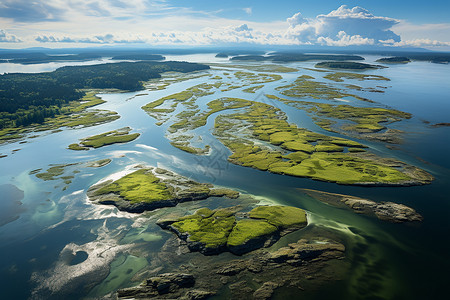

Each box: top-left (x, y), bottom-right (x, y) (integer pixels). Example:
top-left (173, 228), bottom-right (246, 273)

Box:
top-left (0, 30), bottom-right (22, 43)
top-left (317, 31), bottom-right (374, 46)
top-left (35, 33), bottom-right (145, 44)
top-left (286, 5), bottom-right (400, 46)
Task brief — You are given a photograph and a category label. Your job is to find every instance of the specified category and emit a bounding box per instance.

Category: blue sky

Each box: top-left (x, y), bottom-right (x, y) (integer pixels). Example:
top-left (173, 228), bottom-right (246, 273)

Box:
top-left (0, 0), bottom-right (449, 49)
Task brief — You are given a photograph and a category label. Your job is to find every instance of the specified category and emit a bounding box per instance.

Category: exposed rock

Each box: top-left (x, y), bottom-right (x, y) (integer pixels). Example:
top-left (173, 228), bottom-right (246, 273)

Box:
top-left (118, 238), bottom-right (346, 299)
top-left (117, 273), bottom-right (195, 298)
top-left (183, 289), bottom-right (215, 300)
top-left (216, 260), bottom-right (248, 276)
top-left (431, 122), bottom-right (450, 128)
top-left (253, 281), bottom-right (280, 300)
top-left (300, 188), bottom-right (423, 223)
top-left (267, 239), bottom-right (345, 264)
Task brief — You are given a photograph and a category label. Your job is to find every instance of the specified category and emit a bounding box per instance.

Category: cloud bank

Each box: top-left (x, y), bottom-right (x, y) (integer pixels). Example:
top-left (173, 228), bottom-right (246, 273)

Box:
top-left (1, 3), bottom-right (449, 49)
top-left (286, 5), bottom-right (401, 46)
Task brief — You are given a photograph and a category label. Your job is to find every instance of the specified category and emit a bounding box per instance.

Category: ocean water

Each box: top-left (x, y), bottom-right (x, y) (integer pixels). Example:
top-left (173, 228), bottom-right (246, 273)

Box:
top-left (0, 54), bottom-right (449, 300)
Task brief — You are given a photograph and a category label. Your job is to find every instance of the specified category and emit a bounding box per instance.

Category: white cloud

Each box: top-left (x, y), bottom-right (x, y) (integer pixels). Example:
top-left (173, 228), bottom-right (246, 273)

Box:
top-left (234, 24), bottom-right (252, 32)
top-left (317, 31), bottom-right (375, 46)
top-left (395, 39), bottom-right (450, 47)
top-left (286, 5), bottom-right (400, 46)
top-left (0, 29), bottom-right (21, 43)
top-left (1, 4), bottom-right (449, 49)
top-left (35, 33), bottom-right (145, 44)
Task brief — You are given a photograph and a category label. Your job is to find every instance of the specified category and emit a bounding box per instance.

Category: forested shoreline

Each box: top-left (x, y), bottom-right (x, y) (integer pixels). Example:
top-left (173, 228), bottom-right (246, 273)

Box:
top-left (0, 61), bottom-right (209, 129)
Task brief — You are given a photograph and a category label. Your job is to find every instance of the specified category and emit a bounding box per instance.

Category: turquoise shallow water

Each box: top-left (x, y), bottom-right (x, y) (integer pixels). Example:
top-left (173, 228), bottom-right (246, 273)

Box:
top-left (0, 55), bottom-right (449, 299)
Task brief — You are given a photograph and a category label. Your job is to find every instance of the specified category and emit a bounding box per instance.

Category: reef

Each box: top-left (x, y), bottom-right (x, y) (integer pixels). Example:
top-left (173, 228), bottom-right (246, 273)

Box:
top-left (117, 238), bottom-right (346, 299)
top-left (300, 188), bottom-right (423, 223)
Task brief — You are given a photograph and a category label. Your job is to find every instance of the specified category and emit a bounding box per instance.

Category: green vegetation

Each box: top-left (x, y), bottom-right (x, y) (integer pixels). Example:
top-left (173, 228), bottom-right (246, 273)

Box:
top-left (93, 169), bottom-right (172, 204)
top-left (315, 61), bottom-right (384, 70)
top-left (34, 163), bottom-right (79, 190)
top-left (88, 167), bottom-right (240, 212)
top-left (227, 219), bottom-right (278, 247)
top-left (266, 95), bottom-right (411, 134)
top-left (275, 75), bottom-right (372, 102)
top-left (243, 85), bottom-right (264, 93)
top-left (0, 61), bottom-right (209, 132)
top-left (171, 207), bottom-right (237, 249)
top-left (324, 72), bottom-right (390, 82)
top-left (161, 205), bottom-right (308, 255)
top-left (68, 127), bottom-right (140, 150)
top-left (247, 205), bottom-right (307, 230)
top-left (213, 98), bottom-right (428, 185)
top-left (0, 91), bottom-right (120, 143)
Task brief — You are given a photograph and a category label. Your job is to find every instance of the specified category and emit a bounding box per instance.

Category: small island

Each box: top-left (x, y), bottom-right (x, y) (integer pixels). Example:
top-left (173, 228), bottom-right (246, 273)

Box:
top-left (300, 188), bottom-right (423, 223)
top-left (111, 54), bottom-right (165, 61)
top-left (87, 167), bottom-right (239, 213)
top-left (315, 61), bottom-right (385, 70)
top-left (157, 205), bottom-right (308, 255)
top-left (68, 127), bottom-right (140, 150)
top-left (215, 53), bottom-right (229, 58)
top-left (376, 56), bottom-right (411, 64)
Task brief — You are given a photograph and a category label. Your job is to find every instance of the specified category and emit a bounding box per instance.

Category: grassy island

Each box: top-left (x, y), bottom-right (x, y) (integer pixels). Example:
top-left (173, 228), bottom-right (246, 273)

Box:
top-left (276, 75), bottom-right (372, 102)
top-left (212, 98), bottom-right (432, 186)
top-left (158, 205), bottom-right (307, 255)
top-left (87, 167), bottom-right (239, 213)
top-left (315, 61), bottom-right (384, 70)
top-left (266, 95), bottom-right (411, 134)
top-left (68, 127), bottom-right (140, 150)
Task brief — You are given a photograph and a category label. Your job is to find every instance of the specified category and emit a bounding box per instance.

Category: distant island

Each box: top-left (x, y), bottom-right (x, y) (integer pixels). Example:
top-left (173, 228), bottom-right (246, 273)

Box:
top-left (315, 61), bottom-right (384, 70)
top-left (376, 57), bottom-right (411, 64)
top-left (111, 54), bottom-right (165, 61)
top-left (230, 53), bottom-right (365, 62)
top-left (215, 53), bottom-right (229, 58)
top-left (0, 52), bottom-right (102, 65)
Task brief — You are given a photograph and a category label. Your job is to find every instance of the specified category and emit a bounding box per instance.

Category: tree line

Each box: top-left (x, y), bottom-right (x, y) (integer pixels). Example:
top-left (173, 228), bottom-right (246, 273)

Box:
top-left (0, 61), bottom-right (209, 129)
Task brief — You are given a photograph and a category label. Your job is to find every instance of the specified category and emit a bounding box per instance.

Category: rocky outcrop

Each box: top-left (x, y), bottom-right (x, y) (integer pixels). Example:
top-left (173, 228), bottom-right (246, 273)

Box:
top-left (117, 238), bottom-right (346, 299)
top-left (300, 188), bottom-right (423, 223)
top-left (117, 273), bottom-right (195, 298)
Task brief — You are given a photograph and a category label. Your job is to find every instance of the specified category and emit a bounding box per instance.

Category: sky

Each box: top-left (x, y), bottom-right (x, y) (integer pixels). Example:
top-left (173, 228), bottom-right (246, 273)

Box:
top-left (0, 0), bottom-right (449, 50)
